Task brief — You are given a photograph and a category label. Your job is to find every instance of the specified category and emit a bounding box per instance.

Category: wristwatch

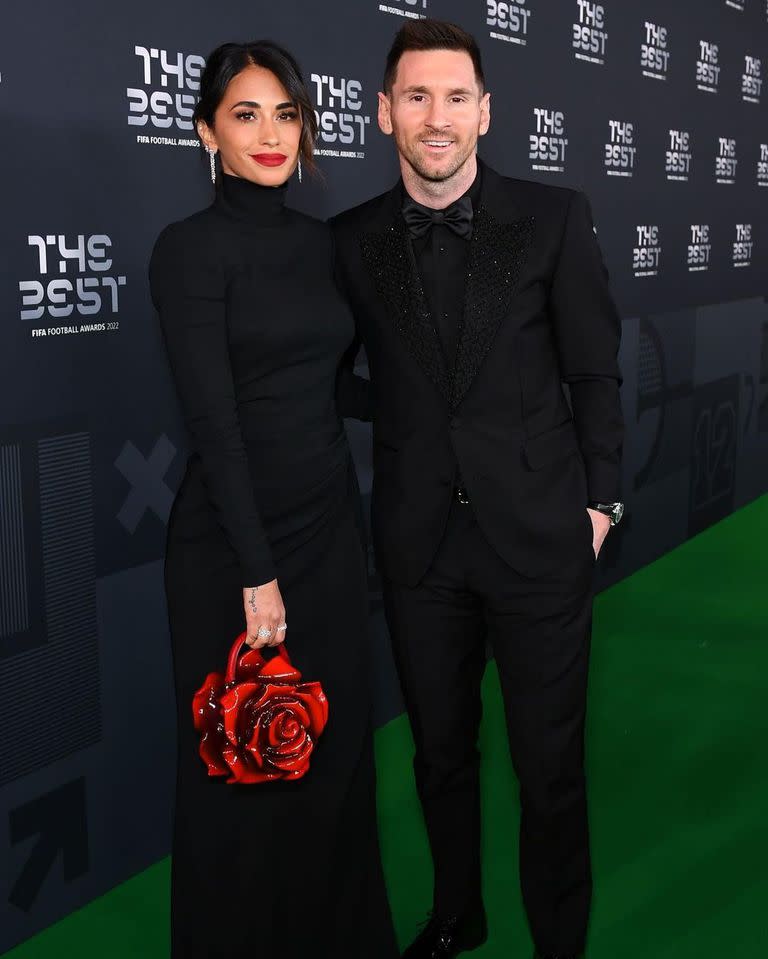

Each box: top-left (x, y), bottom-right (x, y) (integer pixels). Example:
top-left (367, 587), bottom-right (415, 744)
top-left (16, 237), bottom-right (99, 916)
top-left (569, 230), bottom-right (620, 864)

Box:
top-left (587, 501), bottom-right (625, 526)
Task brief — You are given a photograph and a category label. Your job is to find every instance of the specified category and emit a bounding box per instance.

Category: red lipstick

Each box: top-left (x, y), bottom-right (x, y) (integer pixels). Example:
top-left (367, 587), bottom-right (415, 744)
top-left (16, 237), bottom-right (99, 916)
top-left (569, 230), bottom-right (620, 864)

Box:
top-left (251, 153), bottom-right (288, 167)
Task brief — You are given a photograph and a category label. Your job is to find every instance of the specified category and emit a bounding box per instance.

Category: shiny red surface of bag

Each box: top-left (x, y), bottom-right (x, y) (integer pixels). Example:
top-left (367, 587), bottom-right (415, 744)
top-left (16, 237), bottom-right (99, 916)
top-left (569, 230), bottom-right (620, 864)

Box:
top-left (192, 633), bottom-right (329, 784)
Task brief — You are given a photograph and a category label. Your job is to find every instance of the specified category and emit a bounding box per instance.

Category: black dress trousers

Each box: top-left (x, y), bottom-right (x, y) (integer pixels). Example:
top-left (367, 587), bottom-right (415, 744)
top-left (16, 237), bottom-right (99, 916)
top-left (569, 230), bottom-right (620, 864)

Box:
top-left (383, 496), bottom-right (595, 958)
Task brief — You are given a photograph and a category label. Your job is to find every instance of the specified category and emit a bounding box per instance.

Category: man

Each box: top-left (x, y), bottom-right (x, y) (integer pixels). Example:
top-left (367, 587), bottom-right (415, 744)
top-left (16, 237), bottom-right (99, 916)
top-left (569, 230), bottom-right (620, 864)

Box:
top-left (332, 19), bottom-right (624, 959)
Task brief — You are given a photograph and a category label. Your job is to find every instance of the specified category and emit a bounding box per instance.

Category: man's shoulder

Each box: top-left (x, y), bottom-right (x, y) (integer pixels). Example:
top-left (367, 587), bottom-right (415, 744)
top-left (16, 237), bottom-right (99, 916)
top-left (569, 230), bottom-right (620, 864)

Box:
top-left (487, 168), bottom-right (581, 213)
top-left (327, 166), bottom-right (586, 235)
top-left (329, 187), bottom-right (395, 234)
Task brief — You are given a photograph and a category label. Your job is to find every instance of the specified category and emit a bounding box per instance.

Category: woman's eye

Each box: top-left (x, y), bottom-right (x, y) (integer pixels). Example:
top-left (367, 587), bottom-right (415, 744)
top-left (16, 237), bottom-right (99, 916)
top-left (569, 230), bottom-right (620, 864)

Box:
top-left (235, 111), bottom-right (256, 121)
top-left (278, 111), bottom-right (299, 121)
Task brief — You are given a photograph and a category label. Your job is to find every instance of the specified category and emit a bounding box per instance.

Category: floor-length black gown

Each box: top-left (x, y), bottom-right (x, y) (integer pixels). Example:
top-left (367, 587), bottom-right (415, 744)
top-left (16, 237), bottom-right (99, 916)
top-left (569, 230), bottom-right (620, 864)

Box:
top-left (148, 173), bottom-right (397, 958)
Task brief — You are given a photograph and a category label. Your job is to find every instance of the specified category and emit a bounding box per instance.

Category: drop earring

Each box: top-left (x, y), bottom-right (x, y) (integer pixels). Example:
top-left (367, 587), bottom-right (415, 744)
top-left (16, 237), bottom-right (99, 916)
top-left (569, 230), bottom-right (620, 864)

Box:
top-left (207, 147), bottom-right (216, 184)
top-left (297, 158), bottom-right (303, 184)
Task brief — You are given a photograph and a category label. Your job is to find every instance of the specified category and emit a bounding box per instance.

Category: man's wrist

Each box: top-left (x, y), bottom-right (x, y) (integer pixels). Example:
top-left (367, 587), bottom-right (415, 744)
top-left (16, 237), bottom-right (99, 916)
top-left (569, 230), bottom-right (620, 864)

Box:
top-left (587, 501), bottom-right (625, 526)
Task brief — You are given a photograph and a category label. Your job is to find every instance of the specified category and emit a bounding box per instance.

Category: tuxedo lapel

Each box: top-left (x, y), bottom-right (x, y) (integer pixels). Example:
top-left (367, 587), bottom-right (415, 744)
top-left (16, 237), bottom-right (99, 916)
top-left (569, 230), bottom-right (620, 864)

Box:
top-left (358, 165), bottom-right (535, 411)
top-left (360, 199), bottom-right (451, 404)
top-left (452, 178), bottom-right (535, 409)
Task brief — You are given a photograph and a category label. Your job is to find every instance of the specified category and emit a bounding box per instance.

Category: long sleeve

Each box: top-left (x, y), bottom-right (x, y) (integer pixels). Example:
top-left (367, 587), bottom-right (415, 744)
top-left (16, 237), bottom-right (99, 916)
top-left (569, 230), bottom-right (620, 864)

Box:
top-left (336, 339), bottom-right (372, 421)
top-left (149, 222), bottom-right (276, 587)
top-left (549, 190), bottom-right (624, 502)
top-left (331, 229), bottom-right (373, 421)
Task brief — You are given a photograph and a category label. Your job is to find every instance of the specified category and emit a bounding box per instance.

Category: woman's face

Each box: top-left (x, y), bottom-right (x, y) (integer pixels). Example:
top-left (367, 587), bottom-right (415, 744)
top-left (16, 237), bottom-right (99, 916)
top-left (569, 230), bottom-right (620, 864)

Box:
top-left (198, 64), bottom-right (303, 186)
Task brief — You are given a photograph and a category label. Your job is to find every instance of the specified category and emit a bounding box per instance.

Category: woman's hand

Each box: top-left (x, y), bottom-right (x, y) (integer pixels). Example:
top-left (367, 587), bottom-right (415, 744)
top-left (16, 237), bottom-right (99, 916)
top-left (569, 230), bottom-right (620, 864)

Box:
top-left (242, 580), bottom-right (287, 648)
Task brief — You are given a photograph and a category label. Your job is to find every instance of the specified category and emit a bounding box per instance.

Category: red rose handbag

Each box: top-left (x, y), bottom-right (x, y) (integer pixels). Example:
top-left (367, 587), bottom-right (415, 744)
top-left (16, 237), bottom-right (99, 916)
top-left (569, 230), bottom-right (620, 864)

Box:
top-left (192, 633), bottom-right (329, 784)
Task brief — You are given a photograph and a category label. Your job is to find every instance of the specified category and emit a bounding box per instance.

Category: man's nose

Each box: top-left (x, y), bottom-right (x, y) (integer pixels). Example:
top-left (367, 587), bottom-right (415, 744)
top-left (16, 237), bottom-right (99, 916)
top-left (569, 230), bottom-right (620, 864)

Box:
top-left (425, 104), bottom-right (450, 131)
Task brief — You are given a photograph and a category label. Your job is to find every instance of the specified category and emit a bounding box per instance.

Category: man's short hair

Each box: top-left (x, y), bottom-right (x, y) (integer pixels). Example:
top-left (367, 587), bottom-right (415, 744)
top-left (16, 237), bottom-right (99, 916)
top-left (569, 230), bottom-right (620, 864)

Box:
top-left (383, 19), bottom-right (486, 94)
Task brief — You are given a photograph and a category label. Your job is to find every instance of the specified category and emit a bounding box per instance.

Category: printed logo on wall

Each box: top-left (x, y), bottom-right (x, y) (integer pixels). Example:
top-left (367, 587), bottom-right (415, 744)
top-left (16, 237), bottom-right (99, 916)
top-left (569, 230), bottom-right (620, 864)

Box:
top-left (127, 45), bottom-right (205, 148)
top-left (688, 225), bottom-right (712, 272)
top-left (19, 235), bottom-right (126, 339)
top-left (758, 323), bottom-right (768, 433)
top-left (604, 120), bottom-right (636, 177)
top-left (378, 0), bottom-right (427, 19)
top-left (742, 56), bottom-right (763, 104)
top-left (488, 0), bottom-right (532, 46)
top-left (633, 225), bottom-right (661, 278)
top-left (311, 74), bottom-right (371, 160)
top-left (530, 108), bottom-right (568, 173)
top-left (690, 375), bottom-right (740, 537)
top-left (115, 436), bottom-right (177, 533)
top-left (633, 315), bottom-right (696, 494)
top-left (696, 41), bottom-right (720, 93)
top-left (733, 224), bottom-right (753, 268)
top-left (642, 22), bottom-right (670, 81)
top-left (572, 1), bottom-right (608, 66)
top-left (666, 129), bottom-right (693, 182)
top-left (9, 778), bottom-right (90, 913)
top-left (758, 144), bottom-right (768, 186)
top-left (716, 137), bottom-right (738, 184)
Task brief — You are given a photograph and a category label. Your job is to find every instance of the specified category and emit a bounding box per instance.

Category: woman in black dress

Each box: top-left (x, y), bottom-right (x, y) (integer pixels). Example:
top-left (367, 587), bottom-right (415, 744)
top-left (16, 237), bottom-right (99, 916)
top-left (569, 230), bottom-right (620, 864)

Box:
top-left (148, 42), bottom-right (397, 958)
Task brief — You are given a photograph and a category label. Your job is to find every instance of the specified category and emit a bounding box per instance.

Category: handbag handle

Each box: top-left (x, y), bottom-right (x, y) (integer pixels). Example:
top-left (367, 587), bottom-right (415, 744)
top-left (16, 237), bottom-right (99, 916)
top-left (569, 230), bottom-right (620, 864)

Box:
top-left (225, 631), bottom-right (293, 685)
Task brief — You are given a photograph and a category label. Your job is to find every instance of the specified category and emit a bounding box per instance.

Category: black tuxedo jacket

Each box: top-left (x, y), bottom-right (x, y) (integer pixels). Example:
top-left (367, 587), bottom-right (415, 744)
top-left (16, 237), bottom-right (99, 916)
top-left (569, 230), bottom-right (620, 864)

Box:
top-left (331, 160), bottom-right (623, 587)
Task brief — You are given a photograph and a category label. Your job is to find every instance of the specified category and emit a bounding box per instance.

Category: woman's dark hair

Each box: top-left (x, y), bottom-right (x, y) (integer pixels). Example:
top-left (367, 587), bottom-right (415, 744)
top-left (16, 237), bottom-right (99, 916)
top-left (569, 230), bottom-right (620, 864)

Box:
top-left (383, 20), bottom-right (485, 94)
top-left (194, 40), bottom-right (318, 176)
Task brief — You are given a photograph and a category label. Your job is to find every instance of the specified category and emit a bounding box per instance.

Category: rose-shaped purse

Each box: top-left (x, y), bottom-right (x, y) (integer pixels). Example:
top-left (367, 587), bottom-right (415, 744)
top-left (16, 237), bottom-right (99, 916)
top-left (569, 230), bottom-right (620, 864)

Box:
top-left (192, 633), bottom-right (329, 784)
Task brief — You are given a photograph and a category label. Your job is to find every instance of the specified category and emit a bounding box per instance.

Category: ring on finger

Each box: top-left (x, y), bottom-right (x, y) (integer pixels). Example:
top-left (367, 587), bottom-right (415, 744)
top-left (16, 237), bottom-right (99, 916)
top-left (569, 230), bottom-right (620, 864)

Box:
top-left (257, 625), bottom-right (273, 640)
top-left (276, 623), bottom-right (287, 632)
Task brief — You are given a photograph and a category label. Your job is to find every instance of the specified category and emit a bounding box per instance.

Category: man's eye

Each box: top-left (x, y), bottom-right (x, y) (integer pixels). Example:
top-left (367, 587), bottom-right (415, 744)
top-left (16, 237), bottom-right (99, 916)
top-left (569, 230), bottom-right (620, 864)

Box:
top-left (410, 95), bottom-right (425, 103)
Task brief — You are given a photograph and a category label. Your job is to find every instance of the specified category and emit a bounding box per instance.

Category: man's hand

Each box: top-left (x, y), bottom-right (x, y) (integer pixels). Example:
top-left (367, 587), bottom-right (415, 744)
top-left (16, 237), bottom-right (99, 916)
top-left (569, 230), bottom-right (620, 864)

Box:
top-left (587, 508), bottom-right (611, 560)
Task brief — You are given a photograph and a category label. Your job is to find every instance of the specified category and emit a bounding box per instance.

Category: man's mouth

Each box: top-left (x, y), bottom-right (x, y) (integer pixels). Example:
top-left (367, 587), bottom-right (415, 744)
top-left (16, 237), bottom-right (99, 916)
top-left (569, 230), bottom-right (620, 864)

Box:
top-left (422, 140), bottom-right (454, 151)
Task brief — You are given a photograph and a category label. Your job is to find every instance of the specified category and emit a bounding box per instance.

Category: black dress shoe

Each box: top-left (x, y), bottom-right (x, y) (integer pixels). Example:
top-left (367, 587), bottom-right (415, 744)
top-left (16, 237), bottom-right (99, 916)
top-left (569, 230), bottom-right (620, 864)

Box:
top-left (402, 905), bottom-right (487, 957)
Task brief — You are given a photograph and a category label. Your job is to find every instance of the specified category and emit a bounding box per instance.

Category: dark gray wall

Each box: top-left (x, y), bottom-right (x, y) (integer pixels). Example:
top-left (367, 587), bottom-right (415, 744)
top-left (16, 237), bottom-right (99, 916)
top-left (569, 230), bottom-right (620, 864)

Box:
top-left (1, 0), bottom-right (767, 951)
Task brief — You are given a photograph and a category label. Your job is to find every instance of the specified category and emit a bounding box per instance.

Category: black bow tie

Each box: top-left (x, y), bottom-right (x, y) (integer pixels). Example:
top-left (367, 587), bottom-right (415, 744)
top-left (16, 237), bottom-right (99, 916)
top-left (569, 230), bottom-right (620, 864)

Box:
top-left (402, 194), bottom-right (474, 240)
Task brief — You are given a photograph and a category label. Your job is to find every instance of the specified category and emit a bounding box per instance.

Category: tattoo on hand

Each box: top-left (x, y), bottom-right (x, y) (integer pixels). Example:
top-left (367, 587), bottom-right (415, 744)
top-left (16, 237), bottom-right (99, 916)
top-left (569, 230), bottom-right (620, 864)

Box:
top-left (248, 588), bottom-right (258, 615)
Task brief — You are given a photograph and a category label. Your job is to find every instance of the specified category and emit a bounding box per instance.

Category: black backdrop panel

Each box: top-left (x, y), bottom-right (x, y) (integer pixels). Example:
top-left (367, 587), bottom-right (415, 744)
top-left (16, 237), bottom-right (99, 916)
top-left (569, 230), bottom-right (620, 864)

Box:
top-left (1, 1), bottom-right (767, 950)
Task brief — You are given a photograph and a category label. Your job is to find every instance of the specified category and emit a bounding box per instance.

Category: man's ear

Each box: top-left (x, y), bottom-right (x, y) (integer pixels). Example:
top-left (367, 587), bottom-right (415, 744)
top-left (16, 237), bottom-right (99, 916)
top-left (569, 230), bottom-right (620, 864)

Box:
top-left (197, 120), bottom-right (218, 153)
top-left (378, 91), bottom-right (393, 136)
top-left (479, 91), bottom-right (491, 137)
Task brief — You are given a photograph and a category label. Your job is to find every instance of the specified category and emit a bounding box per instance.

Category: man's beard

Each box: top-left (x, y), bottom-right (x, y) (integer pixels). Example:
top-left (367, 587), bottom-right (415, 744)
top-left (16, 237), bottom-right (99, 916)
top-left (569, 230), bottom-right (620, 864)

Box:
top-left (396, 132), bottom-right (476, 183)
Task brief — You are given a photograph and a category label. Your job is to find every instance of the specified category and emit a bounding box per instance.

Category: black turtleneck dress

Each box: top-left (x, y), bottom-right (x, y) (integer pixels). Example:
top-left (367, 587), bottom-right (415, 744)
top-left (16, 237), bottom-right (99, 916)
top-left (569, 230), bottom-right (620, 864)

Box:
top-left (148, 174), bottom-right (397, 959)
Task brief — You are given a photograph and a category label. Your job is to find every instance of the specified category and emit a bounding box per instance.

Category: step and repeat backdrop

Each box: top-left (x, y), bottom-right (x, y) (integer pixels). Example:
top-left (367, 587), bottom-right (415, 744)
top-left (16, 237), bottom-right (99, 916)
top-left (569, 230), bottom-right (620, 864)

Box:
top-left (1, 0), bottom-right (767, 951)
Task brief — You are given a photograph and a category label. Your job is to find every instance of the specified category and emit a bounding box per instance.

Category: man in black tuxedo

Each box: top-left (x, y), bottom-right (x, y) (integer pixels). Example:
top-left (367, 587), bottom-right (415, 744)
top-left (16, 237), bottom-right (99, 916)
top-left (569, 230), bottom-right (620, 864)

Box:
top-left (332, 19), bottom-right (624, 959)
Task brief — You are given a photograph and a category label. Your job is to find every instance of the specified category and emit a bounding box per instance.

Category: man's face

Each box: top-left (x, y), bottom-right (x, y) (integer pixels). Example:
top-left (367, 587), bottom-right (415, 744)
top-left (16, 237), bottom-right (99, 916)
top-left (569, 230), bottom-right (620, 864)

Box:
top-left (379, 49), bottom-right (490, 182)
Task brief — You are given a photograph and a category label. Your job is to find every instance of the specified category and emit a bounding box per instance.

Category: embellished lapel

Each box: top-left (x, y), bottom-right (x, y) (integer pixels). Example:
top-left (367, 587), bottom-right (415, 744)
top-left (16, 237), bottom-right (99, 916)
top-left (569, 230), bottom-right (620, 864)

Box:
top-left (358, 164), bottom-right (535, 411)
top-left (451, 204), bottom-right (535, 409)
top-left (360, 207), bottom-right (451, 404)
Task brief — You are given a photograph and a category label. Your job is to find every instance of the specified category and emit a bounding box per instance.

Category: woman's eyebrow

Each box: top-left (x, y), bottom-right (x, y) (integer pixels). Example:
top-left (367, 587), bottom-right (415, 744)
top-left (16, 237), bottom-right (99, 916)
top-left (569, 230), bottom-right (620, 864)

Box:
top-left (229, 100), bottom-right (296, 110)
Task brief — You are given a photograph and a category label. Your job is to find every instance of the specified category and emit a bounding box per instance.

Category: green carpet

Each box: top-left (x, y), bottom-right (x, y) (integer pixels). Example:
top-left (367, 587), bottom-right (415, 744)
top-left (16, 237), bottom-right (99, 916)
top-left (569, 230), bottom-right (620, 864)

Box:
top-left (7, 495), bottom-right (767, 958)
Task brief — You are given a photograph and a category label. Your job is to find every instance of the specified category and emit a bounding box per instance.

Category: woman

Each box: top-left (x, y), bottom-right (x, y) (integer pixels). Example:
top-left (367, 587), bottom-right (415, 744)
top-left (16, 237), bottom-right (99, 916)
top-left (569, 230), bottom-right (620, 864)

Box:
top-left (149, 41), bottom-right (397, 958)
